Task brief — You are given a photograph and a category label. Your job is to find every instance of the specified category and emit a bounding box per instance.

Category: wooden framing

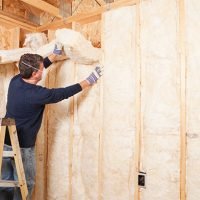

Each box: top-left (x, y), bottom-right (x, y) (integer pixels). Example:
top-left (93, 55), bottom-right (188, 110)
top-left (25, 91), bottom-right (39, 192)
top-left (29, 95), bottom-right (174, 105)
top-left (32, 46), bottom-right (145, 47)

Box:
top-left (59, 0), bottom-right (72, 18)
top-left (179, 0), bottom-right (187, 200)
top-left (0, 0), bottom-right (136, 32)
top-left (0, 1), bottom-right (193, 200)
top-left (33, 116), bottom-right (48, 200)
top-left (0, 18), bottom-right (17, 29)
top-left (98, 16), bottom-right (105, 200)
top-left (68, 61), bottom-right (76, 200)
top-left (37, 0), bottom-right (137, 31)
top-left (0, 10), bottom-right (36, 31)
top-left (134, 0), bottom-right (141, 200)
top-left (9, 27), bottom-right (20, 49)
top-left (0, 0), bottom-right (2, 10)
top-left (20, 0), bottom-right (63, 18)
top-left (98, 75), bottom-right (104, 200)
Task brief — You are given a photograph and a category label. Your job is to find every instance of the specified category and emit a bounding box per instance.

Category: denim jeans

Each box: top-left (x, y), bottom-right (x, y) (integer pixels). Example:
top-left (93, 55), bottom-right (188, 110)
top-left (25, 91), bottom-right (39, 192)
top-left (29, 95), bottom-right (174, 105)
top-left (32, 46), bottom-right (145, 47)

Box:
top-left (0, 144), bottom-right (36, 200)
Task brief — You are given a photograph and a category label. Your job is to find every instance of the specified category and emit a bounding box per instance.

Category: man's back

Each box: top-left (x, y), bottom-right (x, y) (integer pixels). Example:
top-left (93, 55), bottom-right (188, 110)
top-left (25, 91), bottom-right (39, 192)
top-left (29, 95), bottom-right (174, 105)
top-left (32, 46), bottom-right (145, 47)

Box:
top-left (5, 72), bottom-right (82, 148)
top-left (5, 74), bottom-right (45, 148)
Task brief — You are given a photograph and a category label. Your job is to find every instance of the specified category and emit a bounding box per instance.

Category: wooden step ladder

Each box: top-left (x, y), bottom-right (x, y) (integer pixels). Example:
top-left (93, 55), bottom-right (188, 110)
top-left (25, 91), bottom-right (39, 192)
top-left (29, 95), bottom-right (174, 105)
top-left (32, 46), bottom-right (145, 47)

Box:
top-left (0, 118), bottom-right (28, 200)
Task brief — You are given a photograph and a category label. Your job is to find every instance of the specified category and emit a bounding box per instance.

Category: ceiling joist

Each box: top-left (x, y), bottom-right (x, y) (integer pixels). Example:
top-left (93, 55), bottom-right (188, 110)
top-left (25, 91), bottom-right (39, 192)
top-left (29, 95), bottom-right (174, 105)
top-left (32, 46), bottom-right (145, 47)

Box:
top-left (0, 10), bottom-right (37, 31)
top-left (37, 0), bottom-right (137, 31)
top-left (0, 0), bottom-right (136, 32)
top-left (0, 0), bottom-right (2, 10)
top-left (20, 0), bottom-right (63, 18)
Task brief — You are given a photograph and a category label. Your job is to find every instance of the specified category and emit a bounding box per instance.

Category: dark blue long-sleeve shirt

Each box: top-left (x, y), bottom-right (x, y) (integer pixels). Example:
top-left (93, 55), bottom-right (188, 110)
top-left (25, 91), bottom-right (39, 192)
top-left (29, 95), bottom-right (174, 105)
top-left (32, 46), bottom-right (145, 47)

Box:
top-left (5, 57), bottom-right (82, 147)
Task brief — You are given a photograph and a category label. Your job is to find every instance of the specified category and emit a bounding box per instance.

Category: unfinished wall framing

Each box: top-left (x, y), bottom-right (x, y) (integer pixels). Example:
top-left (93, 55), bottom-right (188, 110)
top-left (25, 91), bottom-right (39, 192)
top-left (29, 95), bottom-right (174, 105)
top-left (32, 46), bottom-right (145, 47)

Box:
top-left (1, 0), bottom-right (200, 200)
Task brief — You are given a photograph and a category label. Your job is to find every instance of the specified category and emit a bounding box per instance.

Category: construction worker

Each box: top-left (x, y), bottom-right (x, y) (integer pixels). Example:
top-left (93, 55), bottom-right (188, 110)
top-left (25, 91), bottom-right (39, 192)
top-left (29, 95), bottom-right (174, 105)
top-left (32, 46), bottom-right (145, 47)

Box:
top-left (0, 43), bottom-right (102, 200)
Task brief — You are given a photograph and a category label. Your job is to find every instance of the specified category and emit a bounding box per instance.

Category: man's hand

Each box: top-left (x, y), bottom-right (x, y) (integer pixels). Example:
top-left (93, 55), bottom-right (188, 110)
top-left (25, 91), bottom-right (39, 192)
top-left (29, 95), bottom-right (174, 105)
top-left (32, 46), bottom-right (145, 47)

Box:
top-left (53, 42), bottom-right (63, 55)
top-left (86, 66), bottom-right (103, 85)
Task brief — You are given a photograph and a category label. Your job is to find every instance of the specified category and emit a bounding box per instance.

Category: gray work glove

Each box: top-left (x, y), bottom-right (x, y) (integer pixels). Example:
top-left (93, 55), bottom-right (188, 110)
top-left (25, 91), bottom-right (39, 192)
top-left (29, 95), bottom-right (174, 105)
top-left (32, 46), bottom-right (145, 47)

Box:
top-left (53, 42), bottom-right (63, 55)
top-left (86, 66), bottom-right (103, 85)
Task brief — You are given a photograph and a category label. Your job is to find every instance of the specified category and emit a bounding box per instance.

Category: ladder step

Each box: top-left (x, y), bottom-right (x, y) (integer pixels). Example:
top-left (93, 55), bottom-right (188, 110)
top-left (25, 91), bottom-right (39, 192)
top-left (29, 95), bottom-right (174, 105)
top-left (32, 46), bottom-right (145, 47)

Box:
top-left (3, 151), bottom-right (14, 157)
top-left (0, 180), bottom-right (19, 187)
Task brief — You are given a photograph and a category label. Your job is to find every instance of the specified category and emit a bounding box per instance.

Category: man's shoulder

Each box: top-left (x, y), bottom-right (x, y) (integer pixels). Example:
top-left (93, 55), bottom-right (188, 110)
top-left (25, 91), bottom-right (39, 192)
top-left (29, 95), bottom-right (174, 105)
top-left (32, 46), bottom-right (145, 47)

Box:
top-left (11, 74), bottom-right (21, 82)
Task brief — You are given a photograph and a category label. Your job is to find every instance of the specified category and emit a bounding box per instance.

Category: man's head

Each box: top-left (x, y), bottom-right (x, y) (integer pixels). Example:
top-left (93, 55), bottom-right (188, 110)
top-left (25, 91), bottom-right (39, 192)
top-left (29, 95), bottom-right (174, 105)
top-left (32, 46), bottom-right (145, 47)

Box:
top-left (19, 54), bottom-right (44, 82)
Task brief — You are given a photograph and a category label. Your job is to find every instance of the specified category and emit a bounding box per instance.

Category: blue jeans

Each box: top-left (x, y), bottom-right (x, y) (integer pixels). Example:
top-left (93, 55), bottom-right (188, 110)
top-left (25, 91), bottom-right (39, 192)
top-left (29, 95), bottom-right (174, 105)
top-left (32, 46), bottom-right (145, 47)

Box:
top-left (0, 144), bottom-right (36, 200)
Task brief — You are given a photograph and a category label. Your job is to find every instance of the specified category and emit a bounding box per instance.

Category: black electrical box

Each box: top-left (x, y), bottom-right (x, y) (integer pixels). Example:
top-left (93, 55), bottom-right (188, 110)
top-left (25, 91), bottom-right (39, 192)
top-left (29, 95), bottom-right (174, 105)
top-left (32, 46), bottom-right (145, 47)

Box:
top-left (138, 172), bottom-right (146, 188)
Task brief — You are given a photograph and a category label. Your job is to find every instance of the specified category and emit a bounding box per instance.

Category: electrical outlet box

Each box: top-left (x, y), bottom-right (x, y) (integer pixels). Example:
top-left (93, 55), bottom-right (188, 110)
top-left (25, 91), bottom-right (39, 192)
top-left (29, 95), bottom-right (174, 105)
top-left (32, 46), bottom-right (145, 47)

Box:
top-left (138, 171), bottom-right (146, 188)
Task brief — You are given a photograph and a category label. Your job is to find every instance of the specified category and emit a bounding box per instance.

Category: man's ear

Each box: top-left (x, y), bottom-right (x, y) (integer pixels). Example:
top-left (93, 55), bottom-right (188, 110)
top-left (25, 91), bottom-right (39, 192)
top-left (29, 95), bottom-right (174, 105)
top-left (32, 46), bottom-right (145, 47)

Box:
top-left (32, 71), bottom-right (37, 77)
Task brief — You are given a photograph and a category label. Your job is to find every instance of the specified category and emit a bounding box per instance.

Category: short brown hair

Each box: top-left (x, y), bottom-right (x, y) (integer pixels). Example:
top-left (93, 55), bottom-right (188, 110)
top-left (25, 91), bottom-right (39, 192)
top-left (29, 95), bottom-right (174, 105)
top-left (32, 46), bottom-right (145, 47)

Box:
top-left (19, 53), bottom-right (43, 79)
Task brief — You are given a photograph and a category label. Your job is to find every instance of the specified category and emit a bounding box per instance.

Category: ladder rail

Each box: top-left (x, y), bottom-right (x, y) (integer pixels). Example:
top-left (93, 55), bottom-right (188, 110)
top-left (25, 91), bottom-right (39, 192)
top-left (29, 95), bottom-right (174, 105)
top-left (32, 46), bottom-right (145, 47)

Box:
top-left (0, 118), bottom-right (29, 200)
top-left (0, 126), bottom-right (6, 177)
top-left (8, 125), bottom-right (29, 199)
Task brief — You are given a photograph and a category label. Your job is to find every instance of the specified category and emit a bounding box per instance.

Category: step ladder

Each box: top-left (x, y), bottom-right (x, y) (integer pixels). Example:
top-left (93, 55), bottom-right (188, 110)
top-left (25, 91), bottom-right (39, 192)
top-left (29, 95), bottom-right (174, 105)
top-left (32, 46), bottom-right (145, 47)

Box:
top-left (0, 118), bottom-right (28, 200)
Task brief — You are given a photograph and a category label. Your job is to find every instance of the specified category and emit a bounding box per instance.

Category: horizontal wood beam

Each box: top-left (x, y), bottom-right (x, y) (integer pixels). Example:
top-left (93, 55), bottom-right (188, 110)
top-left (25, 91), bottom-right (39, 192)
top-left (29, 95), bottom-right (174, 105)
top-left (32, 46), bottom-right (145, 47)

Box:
top-left (37, 0), bottom-right (137, 31)
top-left (0, 18), bottom-right (17, 29)
top-left (0, 11), bottom-right (37, 31)
top-left (20, 0), bottom-right (62, 18)
top-left (0, 0), bottom-right (2, 10)
top-left (78, 14), bottom-right (101, 25)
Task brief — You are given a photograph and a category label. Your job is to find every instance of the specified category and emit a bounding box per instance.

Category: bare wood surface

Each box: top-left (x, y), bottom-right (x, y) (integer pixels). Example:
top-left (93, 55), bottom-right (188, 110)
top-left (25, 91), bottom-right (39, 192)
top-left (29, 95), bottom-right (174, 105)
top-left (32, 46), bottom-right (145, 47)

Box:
top-left (0, 126), bottom-right (6, 177)
top-left (179, 0), bottom-right (187, 200)
top-left (37, 0), bottom-right (137, 31)
top-left (1, 118), bottom-right (16, 126)
top-left (20, 0), bottom-right (63, 18)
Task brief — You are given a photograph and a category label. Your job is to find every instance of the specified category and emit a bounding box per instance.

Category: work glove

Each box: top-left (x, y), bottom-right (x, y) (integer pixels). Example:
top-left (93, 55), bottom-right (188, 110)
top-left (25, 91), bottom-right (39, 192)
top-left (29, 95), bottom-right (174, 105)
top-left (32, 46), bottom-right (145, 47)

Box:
top-left (53, 42), bottom-right (63, 55)
top-left (86, 66), bottom-right (103, 85)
